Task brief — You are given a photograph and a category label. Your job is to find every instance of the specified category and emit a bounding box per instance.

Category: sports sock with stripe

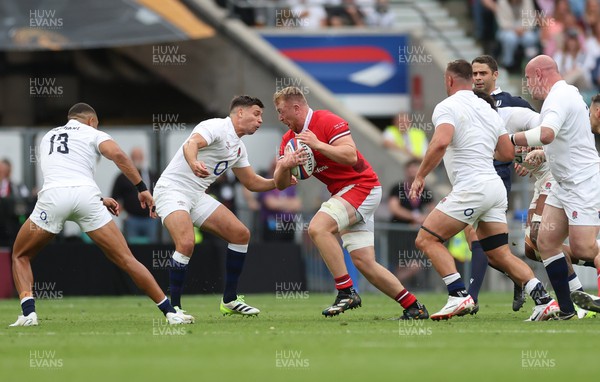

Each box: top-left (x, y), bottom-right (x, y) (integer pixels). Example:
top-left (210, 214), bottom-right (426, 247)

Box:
top-left (542, 253), bottom-right (574, 312)
top-left (443, 273), bottom-right (468, 297)
top-left (21, 297), bottom-right (35, 316)
top-left (467, 240), bottom-right (487, 303)
top-left (169, 251), bottom-right (190, 308)
top-left (156, 296), bottom-right (176, 315)
top-left (223, 243), bottom-right (248, 304)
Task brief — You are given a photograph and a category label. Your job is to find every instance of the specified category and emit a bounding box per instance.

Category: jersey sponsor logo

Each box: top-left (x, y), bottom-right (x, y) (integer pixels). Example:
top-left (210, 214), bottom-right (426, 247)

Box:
top-left (333, 122), bottom-right (346, 130)
top-left (314, 165), bottom-right (328, 174)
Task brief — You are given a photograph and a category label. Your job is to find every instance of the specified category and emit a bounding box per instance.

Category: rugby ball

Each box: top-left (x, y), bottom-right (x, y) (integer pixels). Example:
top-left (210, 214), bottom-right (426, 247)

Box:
top-left (285, 138), bottom-right (316, 179)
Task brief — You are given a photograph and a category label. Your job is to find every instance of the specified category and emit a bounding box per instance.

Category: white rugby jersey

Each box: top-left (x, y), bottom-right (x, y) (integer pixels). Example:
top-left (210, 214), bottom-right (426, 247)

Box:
top-left (540, 80), bottom-right (600, 184)
top-left (432, 90), bottom-right (507, 189)
top-left (39, 119), bottom-right (112, 191)
top-left (157, 117), bottom-right (250, 193)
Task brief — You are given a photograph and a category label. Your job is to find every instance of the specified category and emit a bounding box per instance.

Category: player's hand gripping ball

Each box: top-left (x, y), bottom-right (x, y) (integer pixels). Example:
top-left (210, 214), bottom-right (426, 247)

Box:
top-left (285, 137), bottom-right (316, 180)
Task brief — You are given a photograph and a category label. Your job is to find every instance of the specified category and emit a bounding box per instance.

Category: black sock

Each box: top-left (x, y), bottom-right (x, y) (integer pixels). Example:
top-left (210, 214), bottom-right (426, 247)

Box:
top-left (223, 246), bottom-right (247, 303)
top-left (467, 241), bottom-right (487, 303)
top-left (22, 298), bottom-right (35, 316)
top-left (444, 274), bottom-right (468, 297)
top-left (169, 258), bottom-right (188, 309)
top-left (157, 297), bottom-right (176, 315)
top-left (528, 281), bottom-right (552, 305)
top-left (339, 287), bottom-right (356, 295)
top-left (544, 254), bottom-right (575, 312)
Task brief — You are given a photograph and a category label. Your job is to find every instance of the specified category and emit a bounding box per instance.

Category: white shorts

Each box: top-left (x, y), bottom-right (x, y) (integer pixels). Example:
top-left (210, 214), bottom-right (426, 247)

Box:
top-left (335, 185), bottom-right (382, 233)
top-left (30, 186), bottom-right (112, 234)
top-left (529, 172), bottom-right (556, 210)
top-left (154, 183), bottom-right (221, 227)
top-left (436, 178), bottom-right (507, 229)
top-left (545, 172), bottom-right (600, 226)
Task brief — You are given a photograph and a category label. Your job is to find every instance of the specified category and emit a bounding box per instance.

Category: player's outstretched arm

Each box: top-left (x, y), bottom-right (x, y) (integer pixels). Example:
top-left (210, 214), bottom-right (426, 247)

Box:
top-left (511, 125), bottom-right (556, 146)
top-left (99, 140), bottom-right (143, 185)
top-left (232, 166), bottom-right (278, 192)
top-left (274, 151), bottom-right (304, 190)
top-left (297, 131), bottom-right (357, 166)
top-left (99, 140), bottom-right (157, 217)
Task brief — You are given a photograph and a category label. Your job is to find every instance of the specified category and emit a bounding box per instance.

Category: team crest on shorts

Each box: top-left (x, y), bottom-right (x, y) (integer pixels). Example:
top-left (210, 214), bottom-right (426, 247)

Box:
top-left (572, 211), bottom-right (578, 220)
top-left (545, 182), bottom-right (551, 190)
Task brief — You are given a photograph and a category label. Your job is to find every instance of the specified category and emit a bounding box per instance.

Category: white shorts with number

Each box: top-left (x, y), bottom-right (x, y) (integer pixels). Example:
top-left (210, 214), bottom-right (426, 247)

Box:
top-left (545, 172), bottom-right (600, 226)
top-left (154, 182), bottom-right (221, 227)
top-left (529, 172), bottom-right (556, 210)
top-left (30, 186), bottom-right (112, 234)
top-left (435, 177), bottom-right (507, 229)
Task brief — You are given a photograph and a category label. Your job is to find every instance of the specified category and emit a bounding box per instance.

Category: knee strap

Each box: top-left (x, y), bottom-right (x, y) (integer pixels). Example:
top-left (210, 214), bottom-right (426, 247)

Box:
top-left (420, 225), bottom-right (447, 243)
top-left (479, 233), bottom-right (508, 252)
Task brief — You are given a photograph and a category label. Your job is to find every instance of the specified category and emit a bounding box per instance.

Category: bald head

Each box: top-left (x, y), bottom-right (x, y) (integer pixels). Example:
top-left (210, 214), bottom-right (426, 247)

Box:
top-left (524, 55), bottom-right (562, 101)
top-left (525, 55), bottom-right (558, 75)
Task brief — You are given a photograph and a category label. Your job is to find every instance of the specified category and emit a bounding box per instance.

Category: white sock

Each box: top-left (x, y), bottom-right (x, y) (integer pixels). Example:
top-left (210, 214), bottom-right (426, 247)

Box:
top-left (172, 251), bottom-right (190, 265)
top-left (524, 278), bottom-right (541, 295)
top-left (442, 273), bottom-right (461, 286)
top-left (568, 275), bottom-right (583, 292)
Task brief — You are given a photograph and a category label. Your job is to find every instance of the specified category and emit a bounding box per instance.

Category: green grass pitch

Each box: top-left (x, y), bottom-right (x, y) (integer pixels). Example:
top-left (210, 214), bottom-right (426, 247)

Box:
top-left (0, 292), bottom-right (598, 382)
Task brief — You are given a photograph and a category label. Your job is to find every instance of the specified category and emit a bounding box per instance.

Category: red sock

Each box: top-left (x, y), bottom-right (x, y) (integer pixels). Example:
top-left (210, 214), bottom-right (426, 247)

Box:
top-left (334, 274), bottom-right (353, 290)
top-left (395, 289), bottom-right (417, 309)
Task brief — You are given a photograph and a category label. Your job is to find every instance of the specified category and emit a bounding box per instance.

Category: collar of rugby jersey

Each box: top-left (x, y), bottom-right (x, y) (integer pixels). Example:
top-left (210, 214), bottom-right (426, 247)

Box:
top-left (491, 87), bottom-right (502, 96)
top-left (298, 108), bottom-right (313, 134)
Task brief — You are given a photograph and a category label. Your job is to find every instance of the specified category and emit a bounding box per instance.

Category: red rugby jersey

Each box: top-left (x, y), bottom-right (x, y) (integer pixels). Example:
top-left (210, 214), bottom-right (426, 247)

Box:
top-left (279, 110), bottom-right (379, 195)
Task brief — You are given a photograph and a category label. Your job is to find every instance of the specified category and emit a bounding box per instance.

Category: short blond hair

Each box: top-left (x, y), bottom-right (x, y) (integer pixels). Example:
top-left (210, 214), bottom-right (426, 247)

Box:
top-left (273, 86), bottom-right (308, 104)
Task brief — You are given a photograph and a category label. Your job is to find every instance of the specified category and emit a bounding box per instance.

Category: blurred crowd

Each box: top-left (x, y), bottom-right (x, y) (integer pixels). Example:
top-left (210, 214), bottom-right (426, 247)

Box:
top-left (216, 0), bottom-right (398, 28)
top-left (473, 0), bottom-right (600, 92)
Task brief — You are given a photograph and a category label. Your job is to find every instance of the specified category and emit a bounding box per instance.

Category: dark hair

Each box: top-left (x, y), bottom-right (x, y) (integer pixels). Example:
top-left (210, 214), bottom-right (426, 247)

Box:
top-left (447, 59), bottom-right (473, 81)
top-left (591, 94), bottom-right (600, 104)
top-left (471, 55), bottom-right (499, 73)
top-left (68, 103), bottom-right (97, 119)
top-left (229, 95), bottom-right (264, 112)
top-left (473, 89), bottom-right (497, 111)
top-left (405, 158), bottom-right (421, 169)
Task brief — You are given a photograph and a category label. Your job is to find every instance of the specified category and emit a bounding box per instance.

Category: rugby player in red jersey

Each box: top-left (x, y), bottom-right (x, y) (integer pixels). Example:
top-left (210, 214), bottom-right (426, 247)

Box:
top-left (273, 86), bottom-right (429, 319)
